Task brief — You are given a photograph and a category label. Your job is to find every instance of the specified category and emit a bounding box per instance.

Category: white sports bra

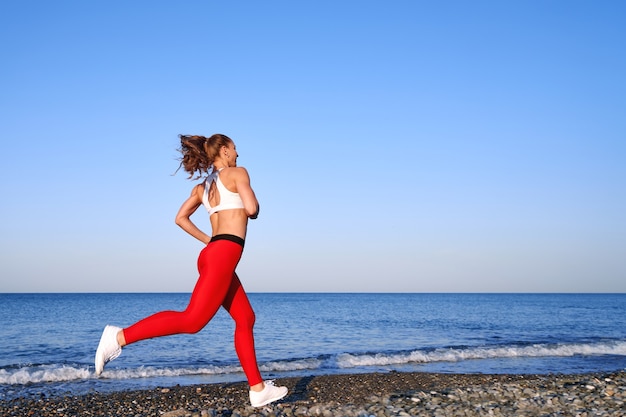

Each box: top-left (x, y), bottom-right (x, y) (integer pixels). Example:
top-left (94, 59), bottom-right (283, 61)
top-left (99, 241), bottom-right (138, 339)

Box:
top-left (202, 169), bottom-right (245, 216)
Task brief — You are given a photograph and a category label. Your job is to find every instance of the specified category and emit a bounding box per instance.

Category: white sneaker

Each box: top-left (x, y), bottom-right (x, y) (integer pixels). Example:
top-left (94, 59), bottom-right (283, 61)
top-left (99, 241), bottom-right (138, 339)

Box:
top-left (249, 380), bottom-right (288, 407)
top-left (94, 325), bottom-right (122, 376)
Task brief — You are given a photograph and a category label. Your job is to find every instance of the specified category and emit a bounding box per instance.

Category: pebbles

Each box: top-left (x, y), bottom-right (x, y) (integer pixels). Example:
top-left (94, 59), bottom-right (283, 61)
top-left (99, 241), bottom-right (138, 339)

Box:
top-left (2, 371), bottom-right (624, 416)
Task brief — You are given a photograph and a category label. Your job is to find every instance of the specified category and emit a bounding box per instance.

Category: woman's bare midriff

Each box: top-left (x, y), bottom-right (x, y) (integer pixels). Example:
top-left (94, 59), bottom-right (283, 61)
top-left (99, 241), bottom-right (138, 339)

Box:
top-left (209, 209), bottom-right (249, 240)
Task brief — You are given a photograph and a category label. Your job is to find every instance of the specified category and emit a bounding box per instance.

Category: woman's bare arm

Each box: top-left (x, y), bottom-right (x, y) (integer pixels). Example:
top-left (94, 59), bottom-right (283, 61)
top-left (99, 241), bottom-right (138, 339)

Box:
top-left (233, 167), bottom-right (259, 219)
top-left (175, 184), bottom-right (212, 244)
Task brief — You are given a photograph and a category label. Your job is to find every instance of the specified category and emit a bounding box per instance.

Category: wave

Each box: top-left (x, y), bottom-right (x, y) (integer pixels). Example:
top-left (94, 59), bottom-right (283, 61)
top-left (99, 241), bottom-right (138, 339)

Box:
top-left (0, 358), bottom-right (325, 386)
top-left (2, 340), bottom-right (625, 386)
top-left (0, 365), bottom-right (92, 385)
top-left (336, 340), bottom-right (626, 368)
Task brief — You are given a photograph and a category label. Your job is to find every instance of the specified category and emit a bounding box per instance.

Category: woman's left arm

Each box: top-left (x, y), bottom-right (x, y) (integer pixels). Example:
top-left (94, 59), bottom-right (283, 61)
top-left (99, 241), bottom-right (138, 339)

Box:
top-left (175, 184), bottom-right (212, 244)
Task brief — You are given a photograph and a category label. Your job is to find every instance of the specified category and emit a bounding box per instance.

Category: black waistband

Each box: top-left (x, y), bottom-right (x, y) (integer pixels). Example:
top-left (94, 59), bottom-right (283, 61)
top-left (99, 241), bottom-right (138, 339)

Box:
top-left (210, 234), bottom-right (245, 248)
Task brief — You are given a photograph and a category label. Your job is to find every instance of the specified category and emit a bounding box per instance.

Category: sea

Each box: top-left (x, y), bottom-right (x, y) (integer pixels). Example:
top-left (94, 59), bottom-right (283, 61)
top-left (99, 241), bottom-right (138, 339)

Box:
top-left (1, 293), bottom-right (625, 401)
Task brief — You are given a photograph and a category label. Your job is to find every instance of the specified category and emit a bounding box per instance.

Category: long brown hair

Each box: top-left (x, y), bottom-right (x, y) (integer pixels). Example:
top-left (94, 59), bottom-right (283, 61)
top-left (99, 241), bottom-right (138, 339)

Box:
top-left (177, 134), bottom-right (233, 179)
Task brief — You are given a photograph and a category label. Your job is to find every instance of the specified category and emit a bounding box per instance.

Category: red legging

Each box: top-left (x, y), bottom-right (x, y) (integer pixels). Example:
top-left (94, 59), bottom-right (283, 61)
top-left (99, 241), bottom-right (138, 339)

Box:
top-left (122, 235), bottom-right (263, 386)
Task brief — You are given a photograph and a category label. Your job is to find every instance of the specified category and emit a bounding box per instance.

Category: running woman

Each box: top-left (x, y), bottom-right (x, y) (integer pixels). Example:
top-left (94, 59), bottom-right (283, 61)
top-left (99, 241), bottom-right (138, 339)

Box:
top-left (94, 134), bottom-right (288, 407)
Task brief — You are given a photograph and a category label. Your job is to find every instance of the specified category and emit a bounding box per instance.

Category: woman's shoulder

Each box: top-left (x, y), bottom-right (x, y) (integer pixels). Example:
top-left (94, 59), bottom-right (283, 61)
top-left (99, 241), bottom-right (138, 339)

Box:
top-left (222, 166), bottom-right (250, 178)
top-left (191, 182), bottom-right (205, 199)
top-left (220, 167), bottom-right (251, 191)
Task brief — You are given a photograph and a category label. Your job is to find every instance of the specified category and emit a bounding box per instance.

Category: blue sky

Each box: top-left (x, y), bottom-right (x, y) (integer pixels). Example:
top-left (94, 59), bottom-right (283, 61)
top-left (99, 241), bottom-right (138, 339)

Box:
top-left (1, 1), bottom-right (624, 293)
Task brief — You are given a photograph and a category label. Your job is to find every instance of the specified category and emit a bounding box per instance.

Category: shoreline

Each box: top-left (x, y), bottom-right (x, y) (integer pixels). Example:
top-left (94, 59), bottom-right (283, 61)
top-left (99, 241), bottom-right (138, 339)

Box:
top-left (2, 370), bottom-right (624, 416)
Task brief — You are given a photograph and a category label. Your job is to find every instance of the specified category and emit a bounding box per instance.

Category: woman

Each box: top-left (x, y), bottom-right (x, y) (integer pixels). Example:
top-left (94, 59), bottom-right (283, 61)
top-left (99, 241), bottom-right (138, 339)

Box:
top-left (94, 134), bottom-right (288, 407)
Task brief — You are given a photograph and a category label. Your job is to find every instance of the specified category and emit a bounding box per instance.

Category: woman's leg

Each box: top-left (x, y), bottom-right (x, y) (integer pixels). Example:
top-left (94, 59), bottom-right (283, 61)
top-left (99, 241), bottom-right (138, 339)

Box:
top-left (123, 241), bottom-right (242, 345)
top-left (224, 280), bottom-right (289, 406)
top-left (222, 272), bottom-right (263, 386)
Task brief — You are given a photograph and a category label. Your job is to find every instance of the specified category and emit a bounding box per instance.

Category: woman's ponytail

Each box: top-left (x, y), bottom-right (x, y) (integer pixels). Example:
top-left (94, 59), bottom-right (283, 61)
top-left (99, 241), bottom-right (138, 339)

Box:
top-left (177, 135), bottom-right (210, 179)
top-left (176, 134), bottom-right (233, 180)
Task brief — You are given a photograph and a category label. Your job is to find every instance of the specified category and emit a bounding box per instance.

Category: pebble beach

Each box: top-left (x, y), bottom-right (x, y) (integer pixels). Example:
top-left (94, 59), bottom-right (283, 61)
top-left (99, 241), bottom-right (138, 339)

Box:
top-left (3, 371), bottom-right (624, 417)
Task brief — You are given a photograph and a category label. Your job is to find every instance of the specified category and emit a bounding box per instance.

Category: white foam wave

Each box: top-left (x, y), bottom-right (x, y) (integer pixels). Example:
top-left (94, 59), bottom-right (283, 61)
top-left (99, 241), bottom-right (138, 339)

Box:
top-left (0, 365), bottom-right (91, 385)
top-left (259, 358), bottom-right (323, 372)
top-left (2, 341), bottom-right (624, 386)
top-left (103, 363), bottom-right (244, 380)
top-left (0, 358), bottom-right (323, 386)
top-left (336, 340), bottom-right (626, 368)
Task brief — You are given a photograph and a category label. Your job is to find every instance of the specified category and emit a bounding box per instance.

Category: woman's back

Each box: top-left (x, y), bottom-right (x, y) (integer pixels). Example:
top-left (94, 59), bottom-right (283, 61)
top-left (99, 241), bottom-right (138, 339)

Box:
top-left (200, 166), bottom-right (258, 240)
